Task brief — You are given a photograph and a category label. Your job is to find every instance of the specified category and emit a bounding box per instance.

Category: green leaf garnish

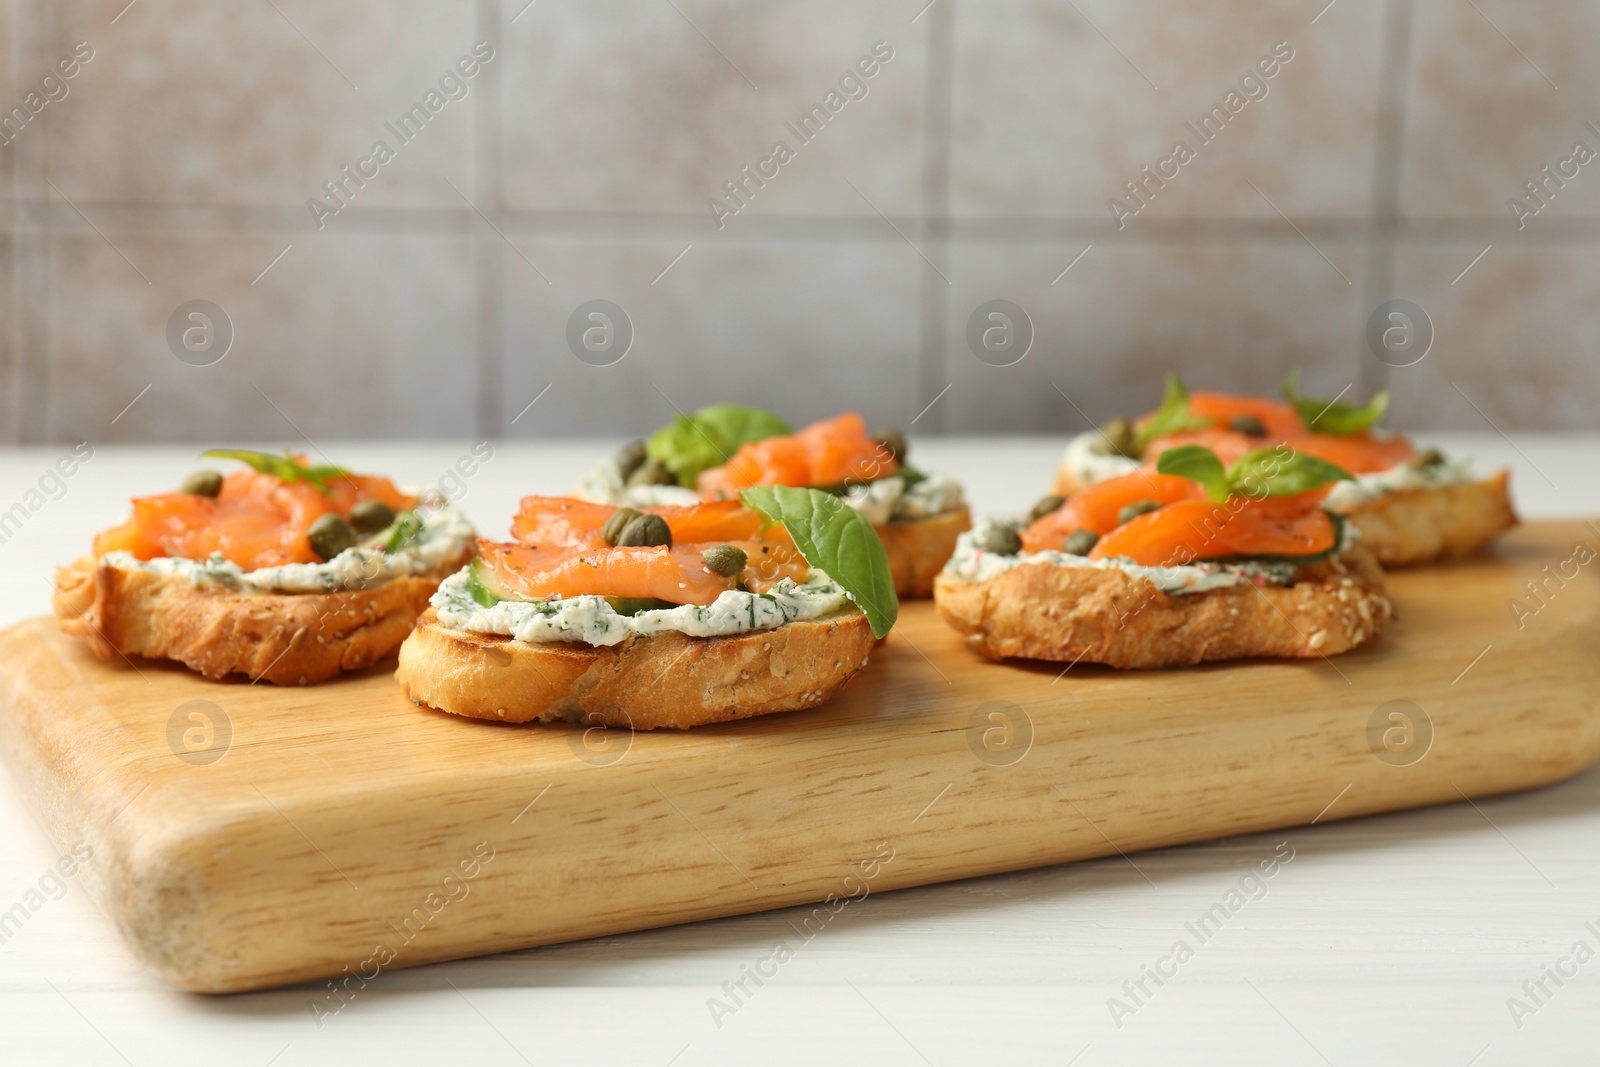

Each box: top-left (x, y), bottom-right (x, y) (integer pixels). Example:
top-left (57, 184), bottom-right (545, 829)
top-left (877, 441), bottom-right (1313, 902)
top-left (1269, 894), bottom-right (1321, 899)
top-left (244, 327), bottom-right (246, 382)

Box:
top-left (200, 449), bottom-right (351, 495)
top-left (739, 485), bottom-right (897, 638)
top-left (1134, 373), bottom-right (1209, 448)
top-left (1156, 444), bottom-right (1353, 502)
top-left (1283, 368), bottom-right (1390, 435)
top-left (646, 404), bottom-right (792, 487)
top-left (1154, 445), bottom-right (1230, 503)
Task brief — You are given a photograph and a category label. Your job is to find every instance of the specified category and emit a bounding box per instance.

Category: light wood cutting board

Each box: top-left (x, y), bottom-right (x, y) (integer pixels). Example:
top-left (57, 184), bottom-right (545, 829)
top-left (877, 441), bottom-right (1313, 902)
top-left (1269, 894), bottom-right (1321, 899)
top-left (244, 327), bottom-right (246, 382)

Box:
top-left (1, 521), bottom-right (1596, 994)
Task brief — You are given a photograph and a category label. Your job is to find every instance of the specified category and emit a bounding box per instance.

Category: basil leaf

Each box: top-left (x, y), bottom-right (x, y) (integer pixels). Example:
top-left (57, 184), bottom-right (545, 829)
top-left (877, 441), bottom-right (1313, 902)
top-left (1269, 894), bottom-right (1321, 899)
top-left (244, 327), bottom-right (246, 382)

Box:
top-left (1155, 445), bottom-right (1230, 503)
top-left (1157, 444), bottom-right (1354, 501)
top-left (200, 448), bottom-right (351, 495)
top-left (1283, 368), bottom-right (1390, 435)
top-left (646, 404), bottom-right (792, 487)
top-left (739, 485), bottom-right (897, 638)
top-left (1229, 446), bottom-right (1353, 499)
top-left (1134, 373), bottom-right (1209, 448)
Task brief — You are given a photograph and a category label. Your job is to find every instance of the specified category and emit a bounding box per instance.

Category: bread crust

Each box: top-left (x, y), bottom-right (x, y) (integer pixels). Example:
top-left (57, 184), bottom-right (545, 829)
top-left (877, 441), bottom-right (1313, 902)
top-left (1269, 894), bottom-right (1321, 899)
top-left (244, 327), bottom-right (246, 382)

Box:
top-left (1056, 461), bottom-right (1516, 568)
top-left (51, 553), bottom-right (468, 685)
top-left (397, 607), bottom-right (875, 729)
top-left (879, 506), bottom-right (971, 598)
top-left (1333, 470), bottom-right (1517, 567)
top-left (934, 544), bottom-right (1392, 669)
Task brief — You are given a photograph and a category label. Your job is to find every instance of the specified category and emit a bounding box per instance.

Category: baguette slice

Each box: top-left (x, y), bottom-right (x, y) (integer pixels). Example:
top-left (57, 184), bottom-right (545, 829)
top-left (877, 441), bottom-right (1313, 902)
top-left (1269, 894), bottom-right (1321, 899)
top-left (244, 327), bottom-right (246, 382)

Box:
top-left (1334, 469), bottom-right (1517, 567)
top-left (52, 553), bottom-right (468, 685)
top-left (934, 544), bottom-right (1392, 669)
top-left (881, 506), bottom-right (971, 598)
top-left (397, 606), bottom-right (874, 728)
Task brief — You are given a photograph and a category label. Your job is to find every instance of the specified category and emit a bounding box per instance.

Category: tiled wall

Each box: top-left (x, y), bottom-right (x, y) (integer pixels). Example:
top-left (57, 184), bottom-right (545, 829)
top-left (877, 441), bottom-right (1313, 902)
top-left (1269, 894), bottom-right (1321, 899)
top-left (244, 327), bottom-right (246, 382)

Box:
top-left (1, 0), bottom-right (1595, 445)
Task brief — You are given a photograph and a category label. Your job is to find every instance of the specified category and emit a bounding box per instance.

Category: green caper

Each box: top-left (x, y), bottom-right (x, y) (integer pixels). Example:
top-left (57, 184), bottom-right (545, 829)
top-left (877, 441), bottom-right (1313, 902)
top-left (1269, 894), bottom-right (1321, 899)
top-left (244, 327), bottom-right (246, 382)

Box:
top-left (1413, 447), bottom-right (1445, 469)
top-left (1116, 500), bottom-right (1163, 526)
top-left (1028, 494), bottom-right (1066, 523)
top-left (1099, 417), bottom-right (1138, 458)
top-left (875, 426), bottom-right (908, 463)
top-left (626, 457), bottom-right (677, 487)
top-left (1062, 529), bottom-right (1100, 556)
top-left (980, 525), bottom-right (1023, 556)
top-left (307, 513), bottom-right (358, 561)
top-left (1229, 414), bottom-right (1268, 437)
top-left (348, 499), bottom-right (396, 534)
top-left (601, 507), bottom-right (643, 546)
top-left (615, 439), bottom-right (648, 480)
top-left (615, 513), bottom-right (672, 548)
top-left (701, 544), bottom-right (748, 578)
top-left (180, 469), bottom-right (223, 497)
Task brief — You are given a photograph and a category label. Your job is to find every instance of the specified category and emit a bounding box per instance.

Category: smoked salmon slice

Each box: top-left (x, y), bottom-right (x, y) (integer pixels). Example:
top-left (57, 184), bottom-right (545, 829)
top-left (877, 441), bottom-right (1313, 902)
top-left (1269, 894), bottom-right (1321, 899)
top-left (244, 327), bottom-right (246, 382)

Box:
top-left (92, 463), bottom-right (416, 571)
top-left (697, 412), bottom-right (896, 497)
top-left (1088, 498), bottom-right (1338, 567)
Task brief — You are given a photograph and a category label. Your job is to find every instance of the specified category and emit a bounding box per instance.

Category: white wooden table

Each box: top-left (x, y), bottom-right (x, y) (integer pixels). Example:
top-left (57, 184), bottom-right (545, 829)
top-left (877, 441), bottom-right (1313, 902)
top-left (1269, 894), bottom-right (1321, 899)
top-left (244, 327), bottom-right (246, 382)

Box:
top-left (0, 435), bottom-right (1594, 1067)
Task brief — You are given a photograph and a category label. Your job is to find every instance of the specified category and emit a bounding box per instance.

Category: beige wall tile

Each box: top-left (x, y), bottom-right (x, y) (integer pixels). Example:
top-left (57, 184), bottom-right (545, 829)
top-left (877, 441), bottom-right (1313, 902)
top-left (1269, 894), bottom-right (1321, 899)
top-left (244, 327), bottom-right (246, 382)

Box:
top-left (948, 0), bottom-right (1387, 223)
top-left (48, 230), bottom-right (478, 442)
top-left (41, 0), bottom-right (480, 211)
top-left (497, 235), bottom-right (922, 436)
top-left (499, 0), bottom-right (925, 221)
top-left (936, 240), bottom-right (1370, 435)
top-left (1389, 243), bottom-right (1599, 431)
top-left (1402, 0), bottom-right (1600, 222)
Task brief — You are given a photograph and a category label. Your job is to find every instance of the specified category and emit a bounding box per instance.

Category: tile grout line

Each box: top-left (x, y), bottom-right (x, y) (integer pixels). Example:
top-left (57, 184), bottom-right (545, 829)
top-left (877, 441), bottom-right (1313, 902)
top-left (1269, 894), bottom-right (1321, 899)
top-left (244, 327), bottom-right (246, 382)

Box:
top-left (914, 0), bottom-right (956, 435)
top-left (17, 0), bottom-right (51, 444)
top-left (476, 0), bottom-right (505, 440)
top-left (1359, 0), bottom-right (1416, 402)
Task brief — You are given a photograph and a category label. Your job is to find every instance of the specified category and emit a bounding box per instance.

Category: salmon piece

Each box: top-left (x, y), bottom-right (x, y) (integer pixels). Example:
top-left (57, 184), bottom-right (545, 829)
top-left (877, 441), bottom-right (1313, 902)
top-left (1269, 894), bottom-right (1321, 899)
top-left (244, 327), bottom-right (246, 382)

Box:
top-left (511, 497), bottom-right (769, 549)
top-left (1184, 392), bottom-right (1305, 440)
top-left (1089, 498), bottom-right (1337, 567)
top-left (477, 539), bottom-right (740, 606)
top-left (1292, 432), bottom-right (1414, 474)
top-left (697, 412), bottom-right (896, 496)
top-left (1145, 428), bottom-right (1262, 467)
top-left (94, 463), bottom-right (417, 570)
top-left (1022, 471), bottom-right (1202, 552)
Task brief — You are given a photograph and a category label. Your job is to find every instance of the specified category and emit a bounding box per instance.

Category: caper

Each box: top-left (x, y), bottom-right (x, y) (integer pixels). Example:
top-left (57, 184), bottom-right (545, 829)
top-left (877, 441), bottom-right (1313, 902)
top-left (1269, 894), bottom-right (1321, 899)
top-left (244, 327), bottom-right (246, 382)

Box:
top-left (180, 469), bottom-right (223, 497)
top-left (626, 457), bottom-right (677, 487)
top-left (307, 513), bottom-right (358, 561)
top-left (1099, 417), bottom-right (1138, 458)
top-left (1062, 529), bottom-right (1100, 556)
top-left (615, 439), bottom-right (648, 480)
top-left (1028, 494), bottom-right (1066, 523)
top-left (701, 544), bottom-right (748, 578)
top-left (1116, 500), bottom-right (1163, 526)
top-left (980, 525), bottom-right (1023, 556)
top-left (875, 426), bottom-right (908, 463)
top-left (601, 507), bottom-right (643, 546)
top-left (1413, 447), bottom-right (1445, 469)
top-left (1229, 414), bottom-right (1268, 437)
top-left (615, 513), bottom-right (672, 548)
top-left (348, 499), bottom-right (396, 534)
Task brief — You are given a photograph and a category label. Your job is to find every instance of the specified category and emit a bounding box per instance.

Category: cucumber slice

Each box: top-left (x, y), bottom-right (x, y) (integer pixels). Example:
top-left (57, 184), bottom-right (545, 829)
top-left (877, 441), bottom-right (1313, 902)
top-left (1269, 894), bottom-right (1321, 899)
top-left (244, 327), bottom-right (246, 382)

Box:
top-left (467, 557), bottom-right (526, 607)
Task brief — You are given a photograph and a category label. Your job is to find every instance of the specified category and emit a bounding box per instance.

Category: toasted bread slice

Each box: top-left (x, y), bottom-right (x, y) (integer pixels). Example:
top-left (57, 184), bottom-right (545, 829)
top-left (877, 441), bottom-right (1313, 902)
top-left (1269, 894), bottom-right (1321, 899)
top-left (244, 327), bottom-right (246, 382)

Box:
top-left (397, 606), bottom-right (874, 728)
top-left (1334, 470), bottom-right (1516, 567)
top-left (881, 506), bottom-right (971, 598)
top-left (52, 554), bottom-right (468, 685)
top-left (934, 544), bottom-right (1392, 669)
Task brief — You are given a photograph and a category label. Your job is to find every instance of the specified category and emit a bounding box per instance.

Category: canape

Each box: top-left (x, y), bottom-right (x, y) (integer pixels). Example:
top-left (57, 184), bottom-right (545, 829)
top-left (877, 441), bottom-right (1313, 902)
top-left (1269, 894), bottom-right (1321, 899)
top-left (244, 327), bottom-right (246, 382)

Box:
top-left (1053, 373), bottom-right (1516, 567)
top-left (52, 450), bottom-right (474, 685)
top-left (576, 405), bottom-right (969, 597)
top-left (397, 486), bottom-right (897, 728)
top-left (939, 444), bottom-right (1393, 668)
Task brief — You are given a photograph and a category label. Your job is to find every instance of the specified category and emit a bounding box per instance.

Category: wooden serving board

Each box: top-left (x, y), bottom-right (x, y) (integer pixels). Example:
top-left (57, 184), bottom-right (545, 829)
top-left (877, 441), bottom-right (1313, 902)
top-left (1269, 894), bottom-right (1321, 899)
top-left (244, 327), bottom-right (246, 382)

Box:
top-left (2, 521), bottom-right (1597, 994)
